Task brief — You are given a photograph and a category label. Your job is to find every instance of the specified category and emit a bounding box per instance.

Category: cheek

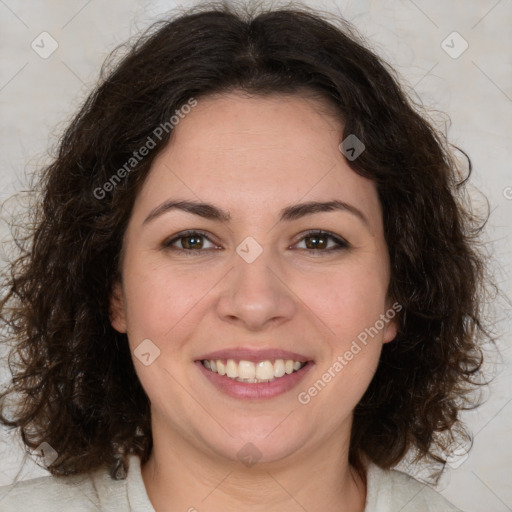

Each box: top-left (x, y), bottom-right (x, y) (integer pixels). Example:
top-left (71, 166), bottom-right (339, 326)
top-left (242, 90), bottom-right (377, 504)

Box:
top-left (122, 256), bottom-right (215, 342)
top-left (297, 258), bottom-right (390, 349)
top-left (297, 265), bottom-right (388, 419)
top-left (302, 259), bottom-right (390, 414)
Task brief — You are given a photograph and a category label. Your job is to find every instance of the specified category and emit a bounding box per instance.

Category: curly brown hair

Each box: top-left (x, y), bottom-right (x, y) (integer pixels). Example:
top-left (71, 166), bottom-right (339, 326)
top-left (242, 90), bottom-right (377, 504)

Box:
top-left (0, 1), bottom-right (495, 481)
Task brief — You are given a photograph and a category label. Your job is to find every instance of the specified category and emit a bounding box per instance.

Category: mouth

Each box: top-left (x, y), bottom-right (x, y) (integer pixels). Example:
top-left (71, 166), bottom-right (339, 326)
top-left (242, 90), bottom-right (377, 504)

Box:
top-left (195, 350), bottom-right (314, 400)
top-left (200, 358), bottom-right (307, 383)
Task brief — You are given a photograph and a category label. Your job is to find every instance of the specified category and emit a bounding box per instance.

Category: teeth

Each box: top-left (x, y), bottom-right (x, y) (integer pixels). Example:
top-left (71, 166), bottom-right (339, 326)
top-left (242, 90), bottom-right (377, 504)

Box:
top-left (274, 359), bottom-right (285, 378)
top-left (201, 358), bottom-right (306, 382)
top-left (238, 360), bottom-right (255, 379)
top-left (255, 360), bottom-right (274, 380)
top-left (226, 359), bottom-right (238, 378)
top-left (217, 360), bottom-right (226, 376)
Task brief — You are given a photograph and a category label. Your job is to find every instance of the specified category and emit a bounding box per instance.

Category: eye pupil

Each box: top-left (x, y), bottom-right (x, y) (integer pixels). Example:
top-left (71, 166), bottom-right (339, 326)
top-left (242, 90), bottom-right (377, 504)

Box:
top-left (182, 235), bottom-right (203, 249)
top-left (305, 235), bottom-right (327, 249)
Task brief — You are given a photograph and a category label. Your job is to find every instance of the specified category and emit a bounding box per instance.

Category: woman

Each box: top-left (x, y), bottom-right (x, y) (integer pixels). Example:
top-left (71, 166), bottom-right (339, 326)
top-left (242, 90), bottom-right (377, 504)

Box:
top-left (0, 2), bottom-right (493, 511)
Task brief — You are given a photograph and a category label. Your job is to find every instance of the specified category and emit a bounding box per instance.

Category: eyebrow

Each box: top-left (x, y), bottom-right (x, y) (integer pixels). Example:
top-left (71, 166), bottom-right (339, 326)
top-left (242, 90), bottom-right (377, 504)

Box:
top-left (143, 199), bottom-right (370, 227)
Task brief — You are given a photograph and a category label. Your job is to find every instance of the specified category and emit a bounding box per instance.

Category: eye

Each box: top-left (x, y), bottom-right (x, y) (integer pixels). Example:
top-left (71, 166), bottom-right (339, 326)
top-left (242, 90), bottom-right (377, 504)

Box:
top-left (162, 230), bottom-right (220, 253)
top-left (162, 229), bottom-right (350, 255)
top-left (292, 230), bottom-right (349, 252)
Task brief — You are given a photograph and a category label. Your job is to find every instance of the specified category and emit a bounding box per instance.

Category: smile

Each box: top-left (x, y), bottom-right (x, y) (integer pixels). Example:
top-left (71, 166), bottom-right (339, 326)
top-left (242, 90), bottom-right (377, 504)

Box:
top-left (201, 358), bottom-right (307, 383)
top-left (196, 357), bottom-right (314, 400)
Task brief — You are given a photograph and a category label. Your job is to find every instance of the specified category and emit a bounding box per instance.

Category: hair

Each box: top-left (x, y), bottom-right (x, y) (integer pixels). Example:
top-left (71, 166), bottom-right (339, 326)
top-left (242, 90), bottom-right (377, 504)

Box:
top-left (0, 0), bottom-right (496, 482)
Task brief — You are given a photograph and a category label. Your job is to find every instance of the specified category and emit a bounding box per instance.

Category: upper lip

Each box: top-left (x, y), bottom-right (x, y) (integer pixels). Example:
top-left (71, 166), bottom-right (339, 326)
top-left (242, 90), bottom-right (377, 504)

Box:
top-left (197, 348), bottom-right (312, 363)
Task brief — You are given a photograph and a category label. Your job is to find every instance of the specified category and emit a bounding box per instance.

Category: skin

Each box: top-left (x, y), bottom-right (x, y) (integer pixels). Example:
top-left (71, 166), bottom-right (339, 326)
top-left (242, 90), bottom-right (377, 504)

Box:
top-left (110, 92), bottom-right (398, 512)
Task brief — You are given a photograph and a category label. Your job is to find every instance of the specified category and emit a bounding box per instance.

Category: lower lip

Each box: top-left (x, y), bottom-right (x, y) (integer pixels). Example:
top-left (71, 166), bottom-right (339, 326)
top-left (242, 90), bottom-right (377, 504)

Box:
top-left (195, 360), bottom-right (314, 400)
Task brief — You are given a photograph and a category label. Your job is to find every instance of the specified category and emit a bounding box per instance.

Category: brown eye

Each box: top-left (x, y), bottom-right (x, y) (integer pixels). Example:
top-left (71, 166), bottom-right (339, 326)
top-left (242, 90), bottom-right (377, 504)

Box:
top-left (179, 234), bottom-right (205, 250)
top-left (304, 233), bottom-right (328, 249)
top-left (163, 231), bottom-right (219, 252)
top-left (294, 231), bottom-right (349, 252)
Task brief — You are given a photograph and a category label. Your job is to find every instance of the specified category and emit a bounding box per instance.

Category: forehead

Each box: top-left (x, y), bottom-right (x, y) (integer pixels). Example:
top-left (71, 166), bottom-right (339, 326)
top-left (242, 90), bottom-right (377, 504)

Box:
top-left (134, 92), bottom-right (382, 231)
top-left (166, 92), bottom-right (342, 167)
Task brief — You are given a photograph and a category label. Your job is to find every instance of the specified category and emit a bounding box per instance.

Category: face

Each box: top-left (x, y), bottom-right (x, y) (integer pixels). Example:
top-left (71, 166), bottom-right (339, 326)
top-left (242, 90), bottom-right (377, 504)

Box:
top-left (110, 92), bottom-right (397, 467)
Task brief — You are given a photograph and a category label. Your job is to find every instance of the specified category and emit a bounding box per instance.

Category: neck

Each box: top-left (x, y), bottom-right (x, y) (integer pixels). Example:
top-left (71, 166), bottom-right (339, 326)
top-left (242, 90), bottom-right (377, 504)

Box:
top-left (141, 419), bottom-right (366, 512)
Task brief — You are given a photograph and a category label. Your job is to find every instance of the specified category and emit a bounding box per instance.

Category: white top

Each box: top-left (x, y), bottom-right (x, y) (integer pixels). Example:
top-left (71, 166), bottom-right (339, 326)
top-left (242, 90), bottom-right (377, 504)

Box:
top-left (0, 454), bottom-right (462, 511)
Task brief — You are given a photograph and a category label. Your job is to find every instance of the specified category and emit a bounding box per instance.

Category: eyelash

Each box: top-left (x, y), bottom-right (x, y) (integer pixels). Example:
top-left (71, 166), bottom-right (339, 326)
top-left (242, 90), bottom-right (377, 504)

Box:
top-left (162, 229), bottom-right (350, 255)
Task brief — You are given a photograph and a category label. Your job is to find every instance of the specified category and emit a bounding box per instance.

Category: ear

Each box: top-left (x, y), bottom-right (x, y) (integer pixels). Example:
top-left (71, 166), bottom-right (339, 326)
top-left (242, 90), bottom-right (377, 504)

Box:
top-left (382, 300), bottom-right (401, 344)
top-left (110, 280), bottom-right (127, 333)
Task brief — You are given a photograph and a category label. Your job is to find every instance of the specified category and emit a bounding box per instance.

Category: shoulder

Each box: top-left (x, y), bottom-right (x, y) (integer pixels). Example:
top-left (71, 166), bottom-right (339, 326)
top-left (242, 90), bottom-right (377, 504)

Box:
top-left (365, 463), bottom-right (462, 512)
top-left (0, 464), bottom-right (130, 512)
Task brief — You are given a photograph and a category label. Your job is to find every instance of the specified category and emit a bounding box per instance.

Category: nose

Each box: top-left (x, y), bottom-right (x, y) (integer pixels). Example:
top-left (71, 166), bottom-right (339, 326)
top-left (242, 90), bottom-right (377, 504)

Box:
top-left (216, 247), bottom-right (296, 331)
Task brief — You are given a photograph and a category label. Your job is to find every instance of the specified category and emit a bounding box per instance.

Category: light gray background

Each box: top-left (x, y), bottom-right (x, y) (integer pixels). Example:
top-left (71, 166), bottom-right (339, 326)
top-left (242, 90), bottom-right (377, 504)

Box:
top-left (0, 1), bottom-right (511, 511)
